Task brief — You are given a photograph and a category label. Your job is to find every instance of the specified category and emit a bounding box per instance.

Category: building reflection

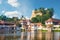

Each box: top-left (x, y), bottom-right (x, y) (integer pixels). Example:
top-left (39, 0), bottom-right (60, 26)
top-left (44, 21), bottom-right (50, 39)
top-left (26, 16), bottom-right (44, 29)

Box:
top-left (27, 31), bottom-right (31, 40)
top-left (26, 31), bottom-right (35, 40)
top-left (0, 30), bottom-right (60, 40)
top-left (30, 31), bottom-right (35, 40)
top-left (45, 31), bottom-right (53, 40)
top-left (35, 30), bottom-right (42, 40)
top-left (13, 31), bottom-right (18, 40)
top-left (54, 32), bottom-right (60, 40)
top-left (0, 36), bottom-right (5, 40)
top-left (20, 32), bottom-right (24, 40)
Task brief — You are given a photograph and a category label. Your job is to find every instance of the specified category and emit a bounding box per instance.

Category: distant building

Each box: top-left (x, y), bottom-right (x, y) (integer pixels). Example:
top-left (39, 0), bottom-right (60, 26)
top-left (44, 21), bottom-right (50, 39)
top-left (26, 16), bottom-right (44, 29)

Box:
top-left (45, 18), bottom-right (60, 28)
top-left (28, 23), bottom-right (43, 30)
top-left (19, 16), bottom-right (31, 29)
top-left (20, 15), bottom-right (43, 30)
top-left (0, 20), bottom-right (15, 27)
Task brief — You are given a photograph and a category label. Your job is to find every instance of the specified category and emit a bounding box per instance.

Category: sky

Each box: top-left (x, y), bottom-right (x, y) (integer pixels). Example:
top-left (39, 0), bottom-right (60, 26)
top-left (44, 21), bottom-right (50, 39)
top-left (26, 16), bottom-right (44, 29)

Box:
top-left (0, 0), bottom-right (60, 19)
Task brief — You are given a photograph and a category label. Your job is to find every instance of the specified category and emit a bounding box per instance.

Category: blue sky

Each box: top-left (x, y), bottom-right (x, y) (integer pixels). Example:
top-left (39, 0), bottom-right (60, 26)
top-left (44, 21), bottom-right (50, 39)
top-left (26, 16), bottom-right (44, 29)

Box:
top-left (0, 0), bottom-right (60, 19)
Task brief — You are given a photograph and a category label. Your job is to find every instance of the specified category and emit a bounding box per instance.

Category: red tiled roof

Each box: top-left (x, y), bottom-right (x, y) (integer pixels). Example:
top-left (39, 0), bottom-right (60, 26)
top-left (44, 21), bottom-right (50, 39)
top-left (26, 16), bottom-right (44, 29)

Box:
top-left (45, 18), bottom-right (60, 22)
top-left (4, 22), bottom-right (14, 25)
top-left (30, 23), bottom-right (42, 25)
top-left (52, 18), bottom-right (60, 22)
top-left (0, 20), bottom-right (14, 25)
top-left (45, 18), bottom-right (53, 22)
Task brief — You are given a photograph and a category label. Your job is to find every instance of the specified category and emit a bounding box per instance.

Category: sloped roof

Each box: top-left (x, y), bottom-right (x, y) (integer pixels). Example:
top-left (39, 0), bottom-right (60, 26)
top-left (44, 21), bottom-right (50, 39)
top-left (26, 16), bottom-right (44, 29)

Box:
top-left (30, 23), bottom-right (42, 25)
top-left (45, 18), bottom-right (60, 23)
top-left (45, 18), bottom-right (53, 22)
top-left (52, 18), bottom-right (60, 22)
top-left (0, 20), bottom-right (14, 25)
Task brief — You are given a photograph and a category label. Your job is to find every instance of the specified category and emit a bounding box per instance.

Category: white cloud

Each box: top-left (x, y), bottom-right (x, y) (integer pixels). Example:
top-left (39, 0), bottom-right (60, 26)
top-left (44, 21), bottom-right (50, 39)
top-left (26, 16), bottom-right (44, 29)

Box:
top-left (25, 16), bottom-right (29, 20)
top-left (52, 14), bottom-right (60, 19)
top-left (44, 8), bottom-right (47, 10)
top-left (8, 0), bottom-right (20, 7)
top-left (1, 10), bottom-right (5, 13)
top-left (52, 14), bottom-right (58, 19)
top-left (52, 15), bottom-right (56, 18)
top-left (0, 0), bottom-right (2, 4)
top-left (4, 11), bottom-right (20, 18)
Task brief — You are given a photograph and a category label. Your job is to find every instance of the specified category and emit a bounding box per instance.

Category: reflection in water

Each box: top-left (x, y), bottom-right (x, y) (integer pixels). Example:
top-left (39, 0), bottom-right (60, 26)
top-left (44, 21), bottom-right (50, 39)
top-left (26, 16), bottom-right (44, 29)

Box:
top-left (45, 31), bottom-right (53, 40)
top-left (54, 32), bottom-right (60, 40)
top-left (35, 30), bottom-right (42, 40)
top-left (0, 35), bottom-right (5, 40)
top-left (13, 31), bottom-right (17, 40)
top-left (21, 32), bottom-right (24, 40)
top-left (27, 32), bottom-right (31, 40)
top-left (0, 30), bottom-right (60, 40)
top-left (30, 31), bottom-right (35, 40)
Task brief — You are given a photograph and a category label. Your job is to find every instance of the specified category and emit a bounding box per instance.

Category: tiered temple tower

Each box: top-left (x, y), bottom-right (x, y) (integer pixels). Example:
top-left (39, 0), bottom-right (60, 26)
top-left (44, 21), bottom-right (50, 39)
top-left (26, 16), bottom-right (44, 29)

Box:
top-left (30, 10), bottom-right (43, 20)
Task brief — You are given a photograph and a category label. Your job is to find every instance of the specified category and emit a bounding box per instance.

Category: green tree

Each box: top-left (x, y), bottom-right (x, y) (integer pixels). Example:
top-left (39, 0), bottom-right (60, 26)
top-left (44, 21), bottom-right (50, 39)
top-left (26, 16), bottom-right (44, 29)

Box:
top-left (39, 7), bottom-right (46, 14)
top-left (45, 8), bottom-right (54, 17)
top-left (36, 15), bottom-right (41, 22)
top-left (31, 17), bottom-right (39, 23)
top-left (31, 7), bottom-right (54, 24)
top-left (1, 15), bottom-right (7, 21)
top-left (0, 16), bottom-right (3, 20)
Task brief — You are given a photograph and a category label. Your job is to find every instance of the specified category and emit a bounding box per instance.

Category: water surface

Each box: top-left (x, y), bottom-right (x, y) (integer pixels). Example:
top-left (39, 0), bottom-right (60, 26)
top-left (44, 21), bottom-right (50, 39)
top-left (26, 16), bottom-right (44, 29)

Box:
top-left (0, 29), bottom-right (60, 40)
